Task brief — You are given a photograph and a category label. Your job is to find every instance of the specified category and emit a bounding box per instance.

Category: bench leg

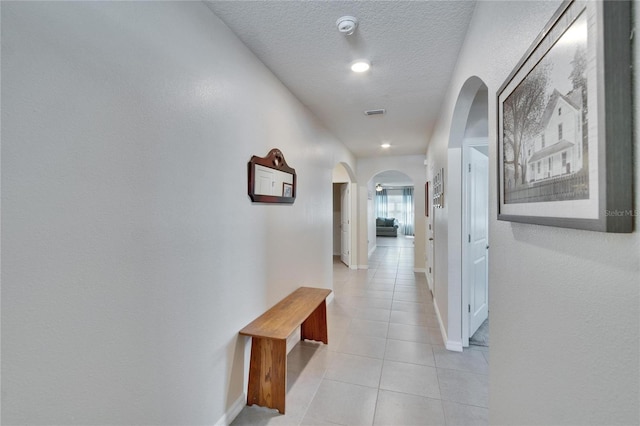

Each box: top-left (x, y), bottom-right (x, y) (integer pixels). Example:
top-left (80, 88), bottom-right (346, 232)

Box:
top-left (301, 299), bottom-right (328, 344)
top-left (247, 337), bottom-right (287, 414)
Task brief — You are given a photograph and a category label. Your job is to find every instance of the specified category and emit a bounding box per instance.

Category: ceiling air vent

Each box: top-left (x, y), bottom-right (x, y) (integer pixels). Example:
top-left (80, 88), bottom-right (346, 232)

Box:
top-left (364, 109), bottom-right (386, 116)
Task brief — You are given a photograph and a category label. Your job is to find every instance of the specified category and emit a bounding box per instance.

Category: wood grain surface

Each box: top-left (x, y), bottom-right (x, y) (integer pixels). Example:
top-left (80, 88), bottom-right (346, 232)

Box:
top-left (239, 287), bottom-right (332, 340)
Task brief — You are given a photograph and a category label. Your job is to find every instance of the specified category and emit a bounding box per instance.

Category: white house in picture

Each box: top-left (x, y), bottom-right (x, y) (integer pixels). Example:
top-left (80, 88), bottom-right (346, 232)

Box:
top-left (527, 89), bottom-right (583, 182)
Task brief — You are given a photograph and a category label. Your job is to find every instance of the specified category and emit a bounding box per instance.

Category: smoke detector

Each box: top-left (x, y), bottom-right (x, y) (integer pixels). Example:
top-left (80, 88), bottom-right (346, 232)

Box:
top-left (336, 16), bottom-right (358, 35)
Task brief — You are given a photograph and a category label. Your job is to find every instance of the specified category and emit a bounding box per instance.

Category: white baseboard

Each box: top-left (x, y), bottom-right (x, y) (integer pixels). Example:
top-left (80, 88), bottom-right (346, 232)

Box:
top-left (433, 297), bottom-right (463, 352)
top-left (427, 274), bottom-right (433, 292)
top-left (358, 265), bottom-right (369, 270)
top-left (414, 268), bottom-right (427, 273)
top-left (434, 299), bottom-right (463, 352)
top-left (433, 297), bottom-right (447, 343)
top-left (326, 292), bottom-right (335, 304)
top-left (368, 244), bottom-right (376, 257)
top-left (215, 393), bottom-right (245, 426)
top-left (446, 340), bottom-right (464, 352)
top-left (287, 328), bottom-right (302, 353)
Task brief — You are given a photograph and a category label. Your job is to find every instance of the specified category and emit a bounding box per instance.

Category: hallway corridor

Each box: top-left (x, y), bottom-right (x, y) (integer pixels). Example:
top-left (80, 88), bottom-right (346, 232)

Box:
top-left (232, 247), bottom-right (489, 425)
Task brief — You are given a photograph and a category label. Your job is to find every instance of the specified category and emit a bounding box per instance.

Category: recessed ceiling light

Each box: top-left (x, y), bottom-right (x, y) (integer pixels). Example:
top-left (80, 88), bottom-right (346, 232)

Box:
top-left (351, 60), bottom-right (371, 73)
top-left (381, 143), bottom-right (391, 149)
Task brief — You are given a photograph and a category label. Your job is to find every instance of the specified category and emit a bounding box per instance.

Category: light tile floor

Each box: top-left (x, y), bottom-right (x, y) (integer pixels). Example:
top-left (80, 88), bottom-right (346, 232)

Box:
top-left (232, 242), bottom-right (489, 426)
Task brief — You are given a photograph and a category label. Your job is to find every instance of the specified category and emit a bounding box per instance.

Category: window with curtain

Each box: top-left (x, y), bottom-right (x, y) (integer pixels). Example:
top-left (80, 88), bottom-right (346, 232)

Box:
top-left (375, 188), bottom-right (388, 218)
top-left (375, 186), bottom-right (414, 236)
top-left (402, 187), bottom-right (414, 235)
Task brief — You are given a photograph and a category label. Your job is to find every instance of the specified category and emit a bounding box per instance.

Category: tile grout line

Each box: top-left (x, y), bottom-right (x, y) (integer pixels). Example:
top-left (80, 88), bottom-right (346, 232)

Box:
top-left (288, 245), bottom-right (487, 426)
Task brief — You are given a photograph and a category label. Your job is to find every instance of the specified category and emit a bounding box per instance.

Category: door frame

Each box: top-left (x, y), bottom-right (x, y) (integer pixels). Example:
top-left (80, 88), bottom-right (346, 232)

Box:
top-left (340, 183), bottom-right (351, 267)
top-left (426, 206), bottom-right (435, 292)
top-left (461, 138), bottom-right (489, 346)
top-left (332, 162), bottom-right (358, 270)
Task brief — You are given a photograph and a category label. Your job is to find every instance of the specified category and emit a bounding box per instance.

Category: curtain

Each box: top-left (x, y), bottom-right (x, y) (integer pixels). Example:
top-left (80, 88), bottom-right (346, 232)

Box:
top-left (402, 187), bottom-right (414, 235)
top-left (375, 189), bottom-right (388, 218)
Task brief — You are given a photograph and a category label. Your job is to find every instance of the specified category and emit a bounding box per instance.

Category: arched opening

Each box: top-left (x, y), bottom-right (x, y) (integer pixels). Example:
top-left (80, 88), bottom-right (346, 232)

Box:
top-left (445, 76), bottom-right (489, 351)
top-left (332, 162), bottom-right (357, 269)
top-left (365, 168), bottom-right (422, 287)
top-left (355, 157), bottom-right (426, 272)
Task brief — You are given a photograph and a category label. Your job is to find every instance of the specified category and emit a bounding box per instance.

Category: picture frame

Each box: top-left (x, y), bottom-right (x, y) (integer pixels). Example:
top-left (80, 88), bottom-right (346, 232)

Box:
top-left (282, 182), bottom-right (293, 198)
top-left (497, 0), bottom-right (632, 232)
top-left (248, 148), bottom-right (296, 204)
top-left (433, 168), bottom-right (444, 208)
top-left (425, 182), bottom-right (429, 217)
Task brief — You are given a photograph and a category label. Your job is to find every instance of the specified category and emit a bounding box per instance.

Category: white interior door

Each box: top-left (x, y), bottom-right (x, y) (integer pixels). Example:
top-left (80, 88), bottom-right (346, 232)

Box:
top-left (340, 184), bottom-right (350, 266)
top-left (468, 148), bottom-right (489, 336)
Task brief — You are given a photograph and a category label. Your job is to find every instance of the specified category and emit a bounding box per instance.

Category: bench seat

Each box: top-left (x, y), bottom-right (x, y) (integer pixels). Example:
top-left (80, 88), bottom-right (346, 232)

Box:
top-left (239, 286), bottom-right (331, 414)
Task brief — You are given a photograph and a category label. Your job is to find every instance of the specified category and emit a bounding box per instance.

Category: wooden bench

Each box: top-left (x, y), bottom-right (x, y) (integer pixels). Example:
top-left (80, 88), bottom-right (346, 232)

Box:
top-left (239, 286), bottom-right (332, 414)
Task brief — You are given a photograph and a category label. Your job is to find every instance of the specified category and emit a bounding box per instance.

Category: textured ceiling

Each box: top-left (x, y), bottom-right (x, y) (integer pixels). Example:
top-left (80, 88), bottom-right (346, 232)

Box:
top-left (206, 1), bottom-right (476, 158)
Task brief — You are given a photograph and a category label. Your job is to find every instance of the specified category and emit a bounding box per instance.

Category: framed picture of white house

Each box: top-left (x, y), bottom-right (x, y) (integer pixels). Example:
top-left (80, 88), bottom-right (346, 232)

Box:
top-left (497, 0), bottom-right (632, 232)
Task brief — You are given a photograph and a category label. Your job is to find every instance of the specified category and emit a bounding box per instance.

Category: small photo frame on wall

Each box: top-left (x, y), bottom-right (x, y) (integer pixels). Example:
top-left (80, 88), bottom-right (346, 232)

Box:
top-left (283, 183), bottom-right (293, 198)
top-left (497, 0), bottom-right (632, 232)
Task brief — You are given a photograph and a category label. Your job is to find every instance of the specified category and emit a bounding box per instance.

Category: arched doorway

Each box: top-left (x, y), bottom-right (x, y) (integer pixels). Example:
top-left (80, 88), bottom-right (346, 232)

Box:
top-left (355, 157), bottom-right (426, 273)
top-left (446, 76), bottom-right (489, 351)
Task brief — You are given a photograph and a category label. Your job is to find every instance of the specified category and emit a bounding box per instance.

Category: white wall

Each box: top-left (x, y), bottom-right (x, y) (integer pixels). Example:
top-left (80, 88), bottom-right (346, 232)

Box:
top-left (1, 2), bottom-right (356, 424)
top-left (464, 89), bottom-right (488, 140)
top-left (426, 1), bottom-right (639, 424)
top-left (332, 164), bottom-right (351, 183)
top-left (357, 156), bottom-right (426, 271)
